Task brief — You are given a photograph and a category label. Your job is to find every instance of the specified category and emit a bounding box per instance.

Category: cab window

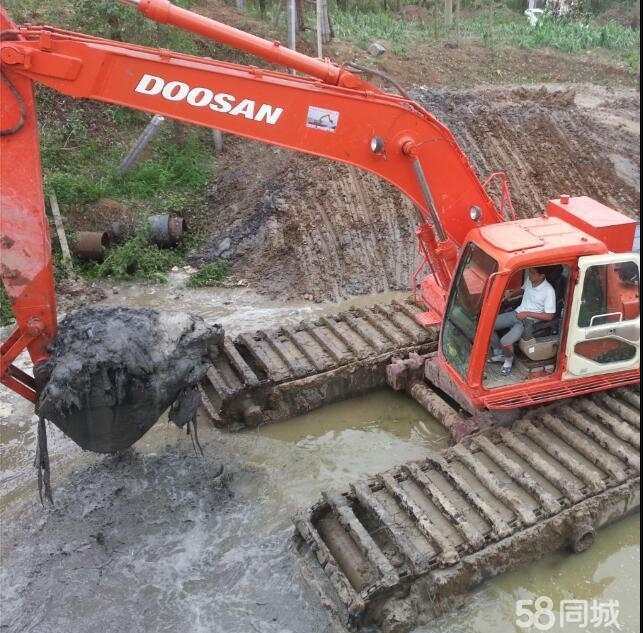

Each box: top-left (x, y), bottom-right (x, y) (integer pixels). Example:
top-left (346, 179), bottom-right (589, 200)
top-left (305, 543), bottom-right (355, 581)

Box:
top-left (578, 262), bottom-right (640, 327)
top-left (442, 243), bottom-right (498, 379)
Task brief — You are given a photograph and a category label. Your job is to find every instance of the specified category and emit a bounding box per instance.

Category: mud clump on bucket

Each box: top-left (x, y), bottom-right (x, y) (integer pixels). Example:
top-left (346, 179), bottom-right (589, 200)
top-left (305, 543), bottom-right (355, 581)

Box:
top-left (38, 307), bottom-right (223, 454)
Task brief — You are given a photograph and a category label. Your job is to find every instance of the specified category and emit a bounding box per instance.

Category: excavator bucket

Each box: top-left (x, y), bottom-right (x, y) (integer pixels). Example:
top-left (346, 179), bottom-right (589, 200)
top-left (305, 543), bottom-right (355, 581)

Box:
top-left (37, 307), bottom-right (222, 453)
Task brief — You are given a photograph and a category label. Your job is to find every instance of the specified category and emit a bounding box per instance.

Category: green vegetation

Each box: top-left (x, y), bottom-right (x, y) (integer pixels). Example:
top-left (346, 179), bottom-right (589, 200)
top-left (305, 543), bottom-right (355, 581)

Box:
top-left (41, 116), bottom-right (212, 208)
top-left (464, 11), bottom-right (640, 66)
top-left (2, 0), bottom-right (211, 57)
top-left (40, 115), bottom-right (214, 285)
top-left (2, 0), bottom-right (218, 284)
top-left (331, 3), bottom-right (639, 68)
top-left (0, 286), bottom-right (14, 327)
top-left (187, 261), bottom-right (230, 287)
top-left (332, 6), bottom-right (435, 54)
top-left (80, 232), bottom-right (185, 283)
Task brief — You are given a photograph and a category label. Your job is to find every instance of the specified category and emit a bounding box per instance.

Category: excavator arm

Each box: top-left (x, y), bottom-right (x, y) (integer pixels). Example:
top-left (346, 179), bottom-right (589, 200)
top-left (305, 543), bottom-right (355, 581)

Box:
top-left (0, 0), bottom-right (502, 402)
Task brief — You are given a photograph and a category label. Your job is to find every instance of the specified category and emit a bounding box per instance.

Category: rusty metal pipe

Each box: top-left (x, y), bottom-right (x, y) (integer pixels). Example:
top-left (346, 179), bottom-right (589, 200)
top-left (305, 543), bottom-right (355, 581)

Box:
top-left (72, 231), bottom-right (110, 261)
top-left (147, 214), bottom-right (186, 247)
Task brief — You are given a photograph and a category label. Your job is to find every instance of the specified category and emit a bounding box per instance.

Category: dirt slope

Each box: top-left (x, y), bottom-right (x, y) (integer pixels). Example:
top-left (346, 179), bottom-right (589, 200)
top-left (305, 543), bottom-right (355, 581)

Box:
top-left (417, 84), bottom-right (640, 218)
top-left (193, 84), bottom-right (640, 302)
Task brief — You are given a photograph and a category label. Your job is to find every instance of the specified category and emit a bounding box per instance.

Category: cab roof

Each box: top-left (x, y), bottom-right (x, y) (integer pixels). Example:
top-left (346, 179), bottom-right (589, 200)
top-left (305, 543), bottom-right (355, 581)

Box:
top-left (473, 216), bottom-right (607, 269)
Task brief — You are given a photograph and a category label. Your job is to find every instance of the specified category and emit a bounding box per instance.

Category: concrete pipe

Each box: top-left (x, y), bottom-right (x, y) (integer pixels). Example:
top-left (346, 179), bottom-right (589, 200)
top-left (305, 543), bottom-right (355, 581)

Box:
top-left (148, 214), bottom-right (187, 247)
top-left (73, 231), bottom-right (110, 261)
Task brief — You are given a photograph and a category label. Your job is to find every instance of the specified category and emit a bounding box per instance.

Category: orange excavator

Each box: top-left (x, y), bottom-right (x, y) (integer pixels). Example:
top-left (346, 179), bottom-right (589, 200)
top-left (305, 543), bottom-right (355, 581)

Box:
top-left (1, 0), bottom-right (640, 448)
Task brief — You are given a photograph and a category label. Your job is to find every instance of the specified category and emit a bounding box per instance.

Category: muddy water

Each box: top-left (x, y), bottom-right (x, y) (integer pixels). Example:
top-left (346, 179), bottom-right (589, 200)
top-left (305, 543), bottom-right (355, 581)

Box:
top-left (1, 283), bottom-right (639, 633)
top-left (419, 514), bottom-right (640, 633)
top-left (98, 274), bottom-right (413, 332)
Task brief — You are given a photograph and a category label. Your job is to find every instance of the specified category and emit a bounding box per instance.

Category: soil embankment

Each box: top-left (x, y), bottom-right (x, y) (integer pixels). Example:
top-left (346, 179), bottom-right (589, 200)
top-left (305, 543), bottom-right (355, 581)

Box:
top-left (195, 85), bottom-right (640, 302)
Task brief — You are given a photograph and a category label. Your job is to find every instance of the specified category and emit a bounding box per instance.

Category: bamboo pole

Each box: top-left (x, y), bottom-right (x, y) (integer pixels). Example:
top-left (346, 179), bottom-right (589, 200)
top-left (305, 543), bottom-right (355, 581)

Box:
top-left (49, 193), bottom-right (74, 273)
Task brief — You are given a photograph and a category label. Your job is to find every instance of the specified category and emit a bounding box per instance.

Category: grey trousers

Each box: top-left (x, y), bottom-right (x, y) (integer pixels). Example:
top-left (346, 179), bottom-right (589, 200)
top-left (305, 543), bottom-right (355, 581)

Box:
top-left (491, 311), bottom-right (524, 350)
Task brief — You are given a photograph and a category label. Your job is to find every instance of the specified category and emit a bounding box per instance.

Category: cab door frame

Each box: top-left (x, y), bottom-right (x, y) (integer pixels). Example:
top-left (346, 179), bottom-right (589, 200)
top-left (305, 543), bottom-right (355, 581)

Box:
top-left (564, 253), bottom-right (640, 378)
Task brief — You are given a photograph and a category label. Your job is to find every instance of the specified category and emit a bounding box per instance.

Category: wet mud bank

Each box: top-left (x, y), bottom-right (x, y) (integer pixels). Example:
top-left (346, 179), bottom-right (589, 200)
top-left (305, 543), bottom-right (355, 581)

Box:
top-left (195, 84), bottom-right (639, 302)
top-left (414, 85), bottom-right (640, 220)
top-left (296, 388), bottom-right (641, 633)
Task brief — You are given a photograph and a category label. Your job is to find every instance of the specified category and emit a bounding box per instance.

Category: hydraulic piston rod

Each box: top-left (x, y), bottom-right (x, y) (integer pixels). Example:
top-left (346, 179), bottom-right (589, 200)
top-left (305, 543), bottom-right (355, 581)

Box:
top-left (411, 157), bottom-right (447, 242)
top-left (120, 0), bottom-right (370, 89)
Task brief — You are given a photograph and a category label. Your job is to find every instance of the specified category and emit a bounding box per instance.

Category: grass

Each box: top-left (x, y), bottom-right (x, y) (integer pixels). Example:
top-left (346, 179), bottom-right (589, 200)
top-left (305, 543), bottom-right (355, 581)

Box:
top-left (80, 232), bottom-right (185, 283)
top-left (330, 3), bottom-right (640, 68)
top-left (463, 10), bottom-right (640, 68)
top-left (36, 95), bottom-right (215, 285)
top-left (41, 118), bottom-right (213, 208)
top-left (0, 286), bottom-right (14, 327)
top-left (332, 6), bottom-right (437, 55)
top-left (2, 0), bottom-right (211, 57)
top-left (41, 117), bottom-right (214, 284)
top-left (187, 261), bottom-right (230, 287)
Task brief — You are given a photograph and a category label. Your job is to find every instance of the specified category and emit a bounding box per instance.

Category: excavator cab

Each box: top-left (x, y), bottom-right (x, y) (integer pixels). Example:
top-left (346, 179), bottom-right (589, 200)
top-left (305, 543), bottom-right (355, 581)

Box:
top-left (433, 201), bottom-right (640, 415)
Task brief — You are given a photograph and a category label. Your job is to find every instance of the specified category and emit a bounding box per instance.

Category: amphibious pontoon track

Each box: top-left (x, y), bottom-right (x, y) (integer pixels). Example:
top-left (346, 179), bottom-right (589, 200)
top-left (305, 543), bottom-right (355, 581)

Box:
top-left (294, 387), bottom-right (640, 631)
top-left (199, 299), bottom-right (437, 430)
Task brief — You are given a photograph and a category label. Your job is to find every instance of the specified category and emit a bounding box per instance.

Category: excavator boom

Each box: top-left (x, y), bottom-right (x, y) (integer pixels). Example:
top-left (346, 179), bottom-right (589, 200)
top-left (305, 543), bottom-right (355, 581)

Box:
top-left (0, 0), bottom-right (506, 404)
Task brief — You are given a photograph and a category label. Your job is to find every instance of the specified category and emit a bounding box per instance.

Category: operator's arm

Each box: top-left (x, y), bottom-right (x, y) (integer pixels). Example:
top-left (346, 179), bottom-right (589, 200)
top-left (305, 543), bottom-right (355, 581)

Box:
top-left (503, 271), bottom-right (525, 302)
top-left (516, 311), bottom-right (555, 321)
top-left (504, 287), bottom-right (523, 301)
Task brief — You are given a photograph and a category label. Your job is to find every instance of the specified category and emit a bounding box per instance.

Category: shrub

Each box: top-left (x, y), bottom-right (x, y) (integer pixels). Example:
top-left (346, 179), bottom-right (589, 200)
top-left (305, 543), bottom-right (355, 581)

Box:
top-left (187, 261), bottom-right (230, 287)
top-left (0, 285), bottom-right (14, 327)
top-left (81, 233), bottom-right (184, 282)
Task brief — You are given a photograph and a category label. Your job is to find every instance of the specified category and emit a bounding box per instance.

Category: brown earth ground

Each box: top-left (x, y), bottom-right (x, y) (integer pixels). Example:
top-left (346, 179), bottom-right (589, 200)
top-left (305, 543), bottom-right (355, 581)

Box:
top-left (51, 1), bottom-right (640, 303)
top-left (183, 3), bottom-right (642, 302)
top-left (189, 82), bottom-right (640, 302)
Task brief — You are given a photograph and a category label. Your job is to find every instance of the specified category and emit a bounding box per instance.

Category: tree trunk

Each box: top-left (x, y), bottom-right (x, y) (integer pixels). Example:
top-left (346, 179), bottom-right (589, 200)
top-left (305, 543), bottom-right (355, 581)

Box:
top-left (444, 0), bottom-right (453, 26)
top-left (318, 0), bottom-right (332, 46)
top-left (296, 0), bottom-right (306, 32)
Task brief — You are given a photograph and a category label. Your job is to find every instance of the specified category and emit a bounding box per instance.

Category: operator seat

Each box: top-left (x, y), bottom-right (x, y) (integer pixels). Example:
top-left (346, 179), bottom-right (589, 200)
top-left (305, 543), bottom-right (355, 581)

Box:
top-left (518, 266), bottom-right (568, 362)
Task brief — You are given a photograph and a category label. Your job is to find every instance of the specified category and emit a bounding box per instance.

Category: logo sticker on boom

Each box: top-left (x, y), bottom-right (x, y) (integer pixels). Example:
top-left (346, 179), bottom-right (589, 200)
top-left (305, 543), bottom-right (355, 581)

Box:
top-left (134, 74), bottom-right (284, 125)
top-left (306, 106), bottom-right (339, 132)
